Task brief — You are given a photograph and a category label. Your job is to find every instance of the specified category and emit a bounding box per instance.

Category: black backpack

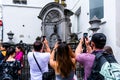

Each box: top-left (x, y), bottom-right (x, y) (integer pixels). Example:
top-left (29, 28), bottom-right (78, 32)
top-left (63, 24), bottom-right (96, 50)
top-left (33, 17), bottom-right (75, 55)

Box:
top-left (88, 51), bottom-right (118, 80)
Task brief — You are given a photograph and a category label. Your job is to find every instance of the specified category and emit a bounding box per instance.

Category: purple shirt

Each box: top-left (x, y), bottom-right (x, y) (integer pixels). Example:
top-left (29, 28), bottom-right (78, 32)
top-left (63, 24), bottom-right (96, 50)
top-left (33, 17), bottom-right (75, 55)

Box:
top-left (76, 53), bottom-right (95, 80)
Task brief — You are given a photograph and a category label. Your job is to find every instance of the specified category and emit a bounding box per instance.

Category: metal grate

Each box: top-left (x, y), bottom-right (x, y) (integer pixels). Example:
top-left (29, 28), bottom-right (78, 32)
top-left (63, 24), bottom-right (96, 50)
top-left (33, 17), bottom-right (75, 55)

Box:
top-left (21, 51), bottom-right (30, 80)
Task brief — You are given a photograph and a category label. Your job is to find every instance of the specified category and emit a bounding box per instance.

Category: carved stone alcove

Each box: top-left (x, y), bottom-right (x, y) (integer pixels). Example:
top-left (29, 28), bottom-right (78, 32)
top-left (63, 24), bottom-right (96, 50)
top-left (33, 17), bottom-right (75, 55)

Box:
top-left (38, 2), bottom-right (73, 48)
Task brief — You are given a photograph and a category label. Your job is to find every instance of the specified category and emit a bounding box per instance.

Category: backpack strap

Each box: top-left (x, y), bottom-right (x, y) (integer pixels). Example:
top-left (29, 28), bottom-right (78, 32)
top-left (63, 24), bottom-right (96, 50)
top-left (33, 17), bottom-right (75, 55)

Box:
top-left (88, 51), bottom-right (106, 80)
top-left (92, 51), bottom-right (107, 72)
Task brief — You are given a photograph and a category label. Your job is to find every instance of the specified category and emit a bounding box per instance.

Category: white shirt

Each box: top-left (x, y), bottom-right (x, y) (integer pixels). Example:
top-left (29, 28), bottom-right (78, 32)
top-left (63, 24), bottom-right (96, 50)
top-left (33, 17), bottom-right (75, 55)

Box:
top-left (27, 52), bottom-right (50, 80)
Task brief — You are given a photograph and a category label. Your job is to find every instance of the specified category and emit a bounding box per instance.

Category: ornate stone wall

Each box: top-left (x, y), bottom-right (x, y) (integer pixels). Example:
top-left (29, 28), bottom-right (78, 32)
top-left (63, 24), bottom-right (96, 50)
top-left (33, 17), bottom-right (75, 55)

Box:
top-left (38, 2), bottom-right (73, 48)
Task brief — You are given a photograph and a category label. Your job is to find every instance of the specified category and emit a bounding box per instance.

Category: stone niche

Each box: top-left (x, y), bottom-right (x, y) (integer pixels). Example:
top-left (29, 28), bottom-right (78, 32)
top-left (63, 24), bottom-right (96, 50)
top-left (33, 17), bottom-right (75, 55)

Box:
top-left (38, 2), bottom-right (73, 49)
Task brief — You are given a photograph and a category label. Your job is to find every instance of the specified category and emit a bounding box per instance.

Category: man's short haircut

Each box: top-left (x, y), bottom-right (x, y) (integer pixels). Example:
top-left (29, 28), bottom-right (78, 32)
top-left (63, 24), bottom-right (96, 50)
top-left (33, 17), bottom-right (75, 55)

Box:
top-left (1, 42), bottom-right (10, 50)
top-left (33, 41), bottom-right (43, 52)
top-left (91, 33), bottom-right (106, 49)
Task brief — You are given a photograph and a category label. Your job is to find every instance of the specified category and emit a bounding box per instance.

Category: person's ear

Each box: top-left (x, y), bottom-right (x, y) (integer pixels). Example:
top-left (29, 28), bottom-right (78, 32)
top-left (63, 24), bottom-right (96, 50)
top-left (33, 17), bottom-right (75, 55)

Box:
top-left (91, 42), bottom-right (95, 48)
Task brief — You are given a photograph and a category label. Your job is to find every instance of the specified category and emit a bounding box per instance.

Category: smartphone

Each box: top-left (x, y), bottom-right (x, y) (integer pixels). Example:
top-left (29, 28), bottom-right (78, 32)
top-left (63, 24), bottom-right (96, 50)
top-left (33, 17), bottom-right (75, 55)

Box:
top-left (41, 36), bottom-right (46, 42)
top-left (83, 33), bottom-right (88, 38)
top-left (82, 33), bottom-right (88, 53)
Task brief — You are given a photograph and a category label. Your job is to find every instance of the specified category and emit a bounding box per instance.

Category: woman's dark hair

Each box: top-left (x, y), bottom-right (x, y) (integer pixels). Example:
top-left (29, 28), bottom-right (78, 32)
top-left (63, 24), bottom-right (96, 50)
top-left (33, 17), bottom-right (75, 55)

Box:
top-left (56, 42), bottom-right (75, 77)
top-left (104, 46), bottom-right (113, 54)
top-left (33, 41), bottom-right (43, 52)
top-left (4, 47), bottom-right (16, 61)
top-left (16, 45), bottom-right (25, 54)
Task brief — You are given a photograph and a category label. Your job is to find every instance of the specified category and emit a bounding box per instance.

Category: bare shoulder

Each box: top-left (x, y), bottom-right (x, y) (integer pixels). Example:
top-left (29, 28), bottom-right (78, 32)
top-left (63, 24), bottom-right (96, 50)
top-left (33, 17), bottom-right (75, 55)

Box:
top-left (50, 59), bottom-right (56, 69)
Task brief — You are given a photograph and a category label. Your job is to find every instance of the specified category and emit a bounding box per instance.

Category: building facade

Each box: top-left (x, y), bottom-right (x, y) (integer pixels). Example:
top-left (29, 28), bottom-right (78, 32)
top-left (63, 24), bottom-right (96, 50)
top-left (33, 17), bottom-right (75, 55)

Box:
top-left (67, 0), bottom-right (120, 63)
top-left (0, 0), bottom-right (53, 44)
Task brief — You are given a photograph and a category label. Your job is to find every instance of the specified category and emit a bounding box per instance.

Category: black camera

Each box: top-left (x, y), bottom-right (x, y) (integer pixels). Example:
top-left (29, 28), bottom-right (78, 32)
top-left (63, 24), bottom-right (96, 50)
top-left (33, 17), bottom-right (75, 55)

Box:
top-left (82, 33), bottom-right (88, 53)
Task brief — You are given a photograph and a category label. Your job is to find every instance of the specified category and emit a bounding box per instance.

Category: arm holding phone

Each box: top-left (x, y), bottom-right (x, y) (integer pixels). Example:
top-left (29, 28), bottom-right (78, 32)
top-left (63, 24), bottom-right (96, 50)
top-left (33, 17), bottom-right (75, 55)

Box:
top-left (75, 38), bottom-right (83, 56)
top-left (75, 33), bottom-right (92, 56)
top-left (43, 38), bottom-right (51, 53)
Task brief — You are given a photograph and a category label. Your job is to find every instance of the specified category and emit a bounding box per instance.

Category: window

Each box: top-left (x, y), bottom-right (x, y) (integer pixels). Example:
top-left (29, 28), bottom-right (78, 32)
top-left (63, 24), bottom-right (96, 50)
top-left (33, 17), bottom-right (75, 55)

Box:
top-left (89, 0), bottom-right (104, 19)
top-left (13, 0), bottom-right (27, 4)
top-left (75, 7), bottom-right (81, 32)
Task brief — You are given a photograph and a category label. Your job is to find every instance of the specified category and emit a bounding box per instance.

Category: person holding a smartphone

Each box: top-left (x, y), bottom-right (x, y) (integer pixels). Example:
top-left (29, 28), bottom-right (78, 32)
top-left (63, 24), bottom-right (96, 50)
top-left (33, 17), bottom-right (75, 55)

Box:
top-left (27, 37), bottom-right (51, 80)
top-left (75, 33), bottom-right (95, 80)
top-left (50, 41), bottom-right (76, 80)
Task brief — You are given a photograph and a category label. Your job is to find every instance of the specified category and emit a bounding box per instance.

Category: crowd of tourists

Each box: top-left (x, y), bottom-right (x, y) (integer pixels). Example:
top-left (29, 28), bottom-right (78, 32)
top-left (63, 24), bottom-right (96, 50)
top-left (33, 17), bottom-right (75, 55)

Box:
top-left (0, 33), bottom-right (119, 80)
top-left (27, 33), bottom-right (120, 80)
top-left (0, 43), bottom-right (24, 80)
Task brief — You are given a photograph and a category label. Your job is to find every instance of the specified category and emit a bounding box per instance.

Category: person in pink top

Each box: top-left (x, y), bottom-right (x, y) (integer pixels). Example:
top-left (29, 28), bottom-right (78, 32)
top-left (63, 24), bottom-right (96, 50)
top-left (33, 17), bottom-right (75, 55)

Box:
top-left (15, 45), bottom-right (24, 67)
